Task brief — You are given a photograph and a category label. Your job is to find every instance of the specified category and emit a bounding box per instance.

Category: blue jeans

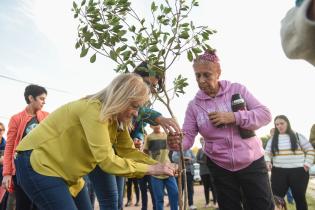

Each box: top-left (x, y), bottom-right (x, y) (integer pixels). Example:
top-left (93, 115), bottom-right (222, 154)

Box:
top-left (116, 176), bottom-right (125, 210)
top-left (138, 175), bottom-right (155, 210)
top-left (286, 188), bottom-right (294, 203)
top-left (151, 176), bottom-right (178, 210)
top-left (89, 165), bottom-right (123, 210)
top-left (83, 176), bottom-right (96, 208)
top-left (14, 150), bottom-right (92, 210)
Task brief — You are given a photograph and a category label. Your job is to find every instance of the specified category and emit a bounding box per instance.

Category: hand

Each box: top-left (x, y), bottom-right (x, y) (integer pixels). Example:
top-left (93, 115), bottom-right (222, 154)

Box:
top-left (155, 116), bottom-right (181, 134)
top-left (208, 112), bottom-right (235, 127)
top-left (167, 133), bottom-right (181, 151)
top-left (133, 138), bottom-right (143, 150)
top-left (304, 164), bottom-right (310, 172)
top-left (147, 163), bottom-right (177, 176)
top-left (266, 162), bottom-right (272, 171)
top-left (2, 175), bottom-right (12, 191)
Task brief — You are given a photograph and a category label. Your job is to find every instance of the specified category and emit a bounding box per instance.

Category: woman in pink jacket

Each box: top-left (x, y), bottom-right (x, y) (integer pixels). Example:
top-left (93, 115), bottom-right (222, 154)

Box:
top-left (168, 50), bottom-right (274, 210)
top-left (2, 84), bottom-right (48, 210)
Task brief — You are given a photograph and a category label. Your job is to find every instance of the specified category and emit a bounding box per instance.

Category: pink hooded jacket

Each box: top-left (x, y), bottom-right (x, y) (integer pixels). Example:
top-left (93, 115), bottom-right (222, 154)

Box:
top-left (182, 80), bottom-right (272, 171)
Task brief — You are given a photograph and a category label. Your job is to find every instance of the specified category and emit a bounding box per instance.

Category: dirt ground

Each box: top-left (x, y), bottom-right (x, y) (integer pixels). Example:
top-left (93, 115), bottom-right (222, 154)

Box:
top-left (93, 177), bottom-right (315, 210)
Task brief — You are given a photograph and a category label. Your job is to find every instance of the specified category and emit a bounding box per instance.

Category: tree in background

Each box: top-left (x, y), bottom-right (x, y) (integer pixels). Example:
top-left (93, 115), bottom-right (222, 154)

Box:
top-left (72, 0), bottom-right (216, 209)
top-left (260, 134), bottom-right (271, 149)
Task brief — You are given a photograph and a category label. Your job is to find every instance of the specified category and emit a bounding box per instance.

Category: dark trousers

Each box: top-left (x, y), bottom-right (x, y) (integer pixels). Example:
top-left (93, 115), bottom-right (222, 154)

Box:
top-left (126, 178), bottom-right (139, 203)
top-left (271, 167), bottom-right (309, 210)
top-left (177, 172), bottom-right (194, 206)
top-left (138, 176), bottom-right (155, 210)
top-left (207, 157), bottom-right (274, 210)
top-left (13, 176), bottom-right (37, 210)
top-left (201, 174), bottom-right (217, 204)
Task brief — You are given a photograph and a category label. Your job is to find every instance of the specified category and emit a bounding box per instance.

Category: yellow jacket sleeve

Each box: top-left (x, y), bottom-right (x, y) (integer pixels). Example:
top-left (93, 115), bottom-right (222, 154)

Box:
top-left (79, 104), bottom-right (152, 178)
top-left (114, 127), bottom-right (157, 165)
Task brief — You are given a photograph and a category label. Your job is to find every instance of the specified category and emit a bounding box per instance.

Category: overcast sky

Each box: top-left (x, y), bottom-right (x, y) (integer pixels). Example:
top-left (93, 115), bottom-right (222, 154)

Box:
top-left (1, 0), bottom-right (315, 147)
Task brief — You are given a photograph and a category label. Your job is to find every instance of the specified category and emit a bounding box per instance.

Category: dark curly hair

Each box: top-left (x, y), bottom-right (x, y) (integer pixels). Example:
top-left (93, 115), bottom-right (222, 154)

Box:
top-left (133, 61), bottom-right (165, 93)
top-left (24, 84), bottom-right (47, 104)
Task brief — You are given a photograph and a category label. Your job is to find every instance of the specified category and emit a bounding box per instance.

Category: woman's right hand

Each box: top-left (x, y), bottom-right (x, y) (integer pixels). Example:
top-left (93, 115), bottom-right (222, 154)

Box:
top-left (2, 175), bottom-right (12, 190)
top-left (266, 162), bottom-right (272, 171)
top-left (147, 163), bottom-right (177, 176)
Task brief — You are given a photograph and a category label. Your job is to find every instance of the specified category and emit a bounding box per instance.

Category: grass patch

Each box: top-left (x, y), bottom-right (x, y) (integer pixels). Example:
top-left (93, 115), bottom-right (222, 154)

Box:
top-left (286, 194), bottom-right (315, 210)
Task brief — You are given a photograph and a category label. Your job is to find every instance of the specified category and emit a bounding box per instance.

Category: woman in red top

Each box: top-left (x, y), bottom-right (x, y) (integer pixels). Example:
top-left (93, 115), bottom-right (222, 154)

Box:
top-left (2, 84), bottom-right (48, 210)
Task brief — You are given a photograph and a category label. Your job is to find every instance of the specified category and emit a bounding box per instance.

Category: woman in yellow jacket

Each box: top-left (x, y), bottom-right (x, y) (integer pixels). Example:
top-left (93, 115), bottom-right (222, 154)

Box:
top-left (14, 73), bottom-right (176, 210)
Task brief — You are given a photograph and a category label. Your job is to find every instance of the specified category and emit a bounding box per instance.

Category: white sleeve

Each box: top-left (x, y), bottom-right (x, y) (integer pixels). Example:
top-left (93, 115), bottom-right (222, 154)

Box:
top-left (264, 139), bottom-right (273, 162)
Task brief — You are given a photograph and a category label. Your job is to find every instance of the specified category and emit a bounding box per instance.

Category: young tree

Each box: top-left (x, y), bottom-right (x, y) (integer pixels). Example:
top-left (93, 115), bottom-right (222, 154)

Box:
top-left (73, 0), bottom-right (216, 208)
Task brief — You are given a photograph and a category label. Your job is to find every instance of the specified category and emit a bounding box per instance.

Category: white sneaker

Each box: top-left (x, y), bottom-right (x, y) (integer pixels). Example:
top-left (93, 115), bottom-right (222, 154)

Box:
top-left (189, 205), bottom-right (197, 210)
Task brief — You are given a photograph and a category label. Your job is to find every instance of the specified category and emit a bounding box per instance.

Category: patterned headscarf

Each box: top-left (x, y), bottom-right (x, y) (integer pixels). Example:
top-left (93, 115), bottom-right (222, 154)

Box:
top-left (198, 50), bottom-right (220, 63)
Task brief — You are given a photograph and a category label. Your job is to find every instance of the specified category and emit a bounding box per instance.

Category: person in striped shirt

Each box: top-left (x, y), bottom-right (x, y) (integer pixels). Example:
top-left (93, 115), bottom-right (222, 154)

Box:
top-left (265, 115), bottom-right (315, 210)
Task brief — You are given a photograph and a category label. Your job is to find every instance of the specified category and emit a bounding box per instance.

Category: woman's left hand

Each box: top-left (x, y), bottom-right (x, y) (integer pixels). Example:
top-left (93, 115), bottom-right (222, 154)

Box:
top-left (304, 164), bottom-right (310, 172)
top-left (155, 116), bottom-right (181, 134)
top-left (208, 111), bottom-right (235, 127)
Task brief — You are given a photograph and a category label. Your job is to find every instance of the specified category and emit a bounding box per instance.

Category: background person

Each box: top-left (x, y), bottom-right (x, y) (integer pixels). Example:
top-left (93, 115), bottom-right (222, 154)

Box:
top-left (0, 122), bottom-right (8, 210)
top-left (172, 149), bottom-right (196, 210)
top-left (167, 50), bottom-right (274, 210)
top-left (196, 137), bottom-right (218, 209)
top-left (265, 115), bottom-right (315, 210)
top-left (2, 84), bottom-right (48, 210)
top-left (144, 125), bottom-right (178, 210)
top-left (14, 73), bottom-right (176, 210)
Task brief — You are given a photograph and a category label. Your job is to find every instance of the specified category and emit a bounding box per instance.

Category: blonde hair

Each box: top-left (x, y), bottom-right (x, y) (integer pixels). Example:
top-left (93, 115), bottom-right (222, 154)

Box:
top-left (85, 73), bottom-right (150, 123)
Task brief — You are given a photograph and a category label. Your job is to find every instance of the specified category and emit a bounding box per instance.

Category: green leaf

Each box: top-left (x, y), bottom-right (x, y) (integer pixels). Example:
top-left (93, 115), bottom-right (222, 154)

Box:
top-left (163, 7), bottom-right (172, 14)
top-left (129, 46), bottom-right (138, 51)
top-left (179, 31), bottom-right (189, 39)
top-left (148, 45), bottom-right (159, 52)
top-left (75, 41), bottom-right (80, 49)
top-left (192, 47), bottom-right (202, 54)
top-left (81, 0), bottom-right (86, 6)
top-left (73, 1), bottom-right (78, 10)
top-left (80, 45), bottom-right (89, 57)
top-left (129, 25), bottom-right (136, 32)
top-left (187, 50), bottom-right (193, 62)
top-left (121, 50), bottom-right (132, 61)
top-left (120, 44), bottom-right (127, 51)
top-left (110, 50), bottom-right (117, 61)
top-left (94, 23), bottom-right (106, 31)
top-left (180, 23), bottom-right (190, 27)
top-left (90, 54), bottom-right (96, 63)
top-left (151, 2), bottom-right (157, 12)
top-left (112, 25), bottom-right (123, 32)
top-left (167, 37), bottom-right (175, 45)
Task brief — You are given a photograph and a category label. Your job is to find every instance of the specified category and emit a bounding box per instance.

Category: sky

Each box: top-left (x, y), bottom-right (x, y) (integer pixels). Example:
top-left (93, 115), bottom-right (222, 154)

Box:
top-left (1, 0), bottom-right (315, 147)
